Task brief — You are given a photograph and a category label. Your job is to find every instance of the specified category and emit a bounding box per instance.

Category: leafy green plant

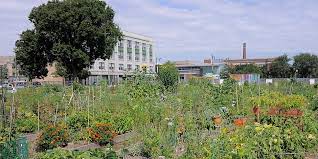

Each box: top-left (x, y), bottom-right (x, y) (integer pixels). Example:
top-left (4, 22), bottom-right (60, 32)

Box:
top-left (124, 72), bottom-right (161, 100)
top-left (15, 117), bottom-right (37, 133)
top-left (112, 115), bottom-right (133, 135)
top-left (66, 112), bottom-right (89, 131)
top-left (14, 109), bottom-right (38, 133)
top-left (141, 127), bottom-right (161, 158)
top-left (157, 61), bottom-right (179, 91)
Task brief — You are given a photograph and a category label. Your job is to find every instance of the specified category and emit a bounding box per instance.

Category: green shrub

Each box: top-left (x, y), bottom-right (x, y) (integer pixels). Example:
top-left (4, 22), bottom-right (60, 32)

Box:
top-left (66, 112), bottom-right (89, 131)
top-left (124, 72), bottom-right (161, 100)
top-left (15, 117), bottom-right (37, 133)
top-left (112, 115), bottom-right (133, 135)
top-left (44, 84), bottom-right (62, 93)
top-left (157, 61), bottom-right (179, 91)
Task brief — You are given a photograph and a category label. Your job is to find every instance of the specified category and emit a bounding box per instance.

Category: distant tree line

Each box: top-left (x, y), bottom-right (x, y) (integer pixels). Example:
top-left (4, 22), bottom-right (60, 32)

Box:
top-left (221, 53), bottom-right (318, 78)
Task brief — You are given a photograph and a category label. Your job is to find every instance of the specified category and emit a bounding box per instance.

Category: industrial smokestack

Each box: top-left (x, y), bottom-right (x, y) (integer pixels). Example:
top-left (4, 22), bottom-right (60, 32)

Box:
top-left (243, 43), bottom-right (247, 59)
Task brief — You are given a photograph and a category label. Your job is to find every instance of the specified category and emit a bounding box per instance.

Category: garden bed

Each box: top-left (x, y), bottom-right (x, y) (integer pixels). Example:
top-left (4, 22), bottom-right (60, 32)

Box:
top-left (2, 77), bottom-right (318, 158)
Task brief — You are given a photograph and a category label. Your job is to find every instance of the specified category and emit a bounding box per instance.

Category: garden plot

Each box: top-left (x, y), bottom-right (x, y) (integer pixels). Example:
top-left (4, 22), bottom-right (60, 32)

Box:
top-left (1, 76), bottom-right (318, 158)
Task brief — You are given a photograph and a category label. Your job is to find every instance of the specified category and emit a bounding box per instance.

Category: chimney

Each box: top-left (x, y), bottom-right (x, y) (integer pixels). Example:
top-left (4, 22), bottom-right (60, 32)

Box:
top-left (243, 43), bottom-right (247, 59)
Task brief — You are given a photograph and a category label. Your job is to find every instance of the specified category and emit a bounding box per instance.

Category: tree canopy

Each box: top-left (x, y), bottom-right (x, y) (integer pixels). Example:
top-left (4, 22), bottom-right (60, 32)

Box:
top-left (0, 65), bottom-right (8, 80)
top-left (226, 64), bottom-right (262, 74)
top-left (268, 54), bottom-right (291, 78)
top-left (15, 0), bottom-right (122, 80)
top-left (293, 53), bottom-right (318, 78)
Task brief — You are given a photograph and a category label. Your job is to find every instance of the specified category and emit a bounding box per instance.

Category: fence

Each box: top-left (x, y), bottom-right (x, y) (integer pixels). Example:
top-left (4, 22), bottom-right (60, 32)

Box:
top-left (230, 74), bottom-right (261, 83)
top-left (0, 136), bottom-right (28, 159)
top-left (259, 78), bottom-right (318, 85)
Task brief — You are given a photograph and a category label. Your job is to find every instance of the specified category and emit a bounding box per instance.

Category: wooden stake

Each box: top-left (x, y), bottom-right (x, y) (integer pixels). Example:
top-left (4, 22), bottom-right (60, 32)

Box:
top-left (236, 84), bottom-right (239, 113)
top-left (88, 86), bottom-right (90, 127)
top-left (37, 101), bottom-right (40, 132)
top-left (54, 102), bottom-right (58, 126)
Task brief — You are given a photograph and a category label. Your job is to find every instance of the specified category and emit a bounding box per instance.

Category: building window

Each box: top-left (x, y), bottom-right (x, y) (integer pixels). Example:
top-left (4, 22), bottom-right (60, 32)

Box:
top-left (127, 40), bottom-right (132, 61)
top-left (149, 44), bottom-right (153, 62)
top-left (118, 52), bottom-right (124, 60)
top-left (135, 52), bottom-right (140, 61)
top-left (149, 66), bottom-right (154, 72)
top-left (127, 40), bottom-right (132, 48)
top-left (127, 52), bottom-right (132, 61)
top-left (118, 40), bottom-right (124, 60)
top-left (119, 64), bottom-right (124, 71)
top-left (99, 62), bottom-right (105, 70)
top-left (142, 43), bottom-right (147, 62)
top-left (127, 64), bottom-right (132, 71)
top-left (135, 65), bottom-right (140, 71)
top-left (135, 42), bottom-right (140, 61)
top-left (109, 63), bottom-right (115, 70)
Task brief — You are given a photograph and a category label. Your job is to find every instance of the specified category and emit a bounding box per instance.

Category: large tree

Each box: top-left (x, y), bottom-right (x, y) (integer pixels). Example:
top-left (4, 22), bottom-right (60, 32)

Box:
top-left (269, 54), bottom-right (291, 78)
top-left (15, 0), bottom-right (122, 80)
top-left (15, 30), bottom-right (49, 81)
top-left (293, 53), bottom-right (318, 78)
top-left (221, 64), bottom-right (262, 79)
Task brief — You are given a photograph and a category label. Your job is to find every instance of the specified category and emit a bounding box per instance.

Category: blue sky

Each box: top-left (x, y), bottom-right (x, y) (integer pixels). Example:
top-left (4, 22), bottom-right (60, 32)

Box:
top-left (0, 0), bottom-right (318, 61)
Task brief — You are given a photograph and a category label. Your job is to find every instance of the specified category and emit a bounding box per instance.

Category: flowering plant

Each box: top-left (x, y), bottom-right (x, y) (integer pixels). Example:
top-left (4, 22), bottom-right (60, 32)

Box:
top-left (88, 123), bottom-right (116, 145)
top-left (36, 124), bottom-right (69, 152)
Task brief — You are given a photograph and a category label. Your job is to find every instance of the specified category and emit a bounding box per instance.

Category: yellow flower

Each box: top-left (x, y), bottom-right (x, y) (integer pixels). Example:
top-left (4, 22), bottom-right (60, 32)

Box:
top-left (308, 134), bottom-right (316, 140)
top-left (263, 124), bottom-right (272, 128)
top-left (255, 127), bottom-right (264, 133)
top-left (235, 143), bottom-right (243, 150)
top-left (221, 128), bottom-right (228, 134)
top-left (273, 139), bottom-right (278, 144)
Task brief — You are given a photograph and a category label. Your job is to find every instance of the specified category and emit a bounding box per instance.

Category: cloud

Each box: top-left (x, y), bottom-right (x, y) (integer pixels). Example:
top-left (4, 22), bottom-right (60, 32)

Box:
top-left (105, 0), bottom-right (318, 60)
top-left (1, 0), bottom-right (318, 60)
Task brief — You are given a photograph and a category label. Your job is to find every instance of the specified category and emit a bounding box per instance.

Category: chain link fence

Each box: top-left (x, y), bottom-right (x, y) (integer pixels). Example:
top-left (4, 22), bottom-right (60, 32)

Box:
top-left (0, 136), bottom-right (28, 159)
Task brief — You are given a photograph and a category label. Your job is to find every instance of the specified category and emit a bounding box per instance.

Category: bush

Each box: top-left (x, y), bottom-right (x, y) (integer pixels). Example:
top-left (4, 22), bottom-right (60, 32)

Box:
top-left (112, 115), bottom-right (133, 135)
top-left (157, 61), bottom-right (179, 91)
top-left (36, 124), bottom-right (69, 152)
top-left (44, 84), bottom-right (62, 93)
top-left (66, 112), bottom-right (89, 131)
top-left (15, 111), bottom-right (38, 133)
top-left (124, 73), bottom-right (161, 100)
top-left (88, 123), bottom-right (116, 146)
top-left (15, 117), bottom-right (37, 133)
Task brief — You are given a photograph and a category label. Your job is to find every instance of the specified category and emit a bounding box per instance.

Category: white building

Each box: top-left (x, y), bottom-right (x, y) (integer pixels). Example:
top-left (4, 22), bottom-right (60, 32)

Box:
top-left (87, 31), bottom-right (155, 84)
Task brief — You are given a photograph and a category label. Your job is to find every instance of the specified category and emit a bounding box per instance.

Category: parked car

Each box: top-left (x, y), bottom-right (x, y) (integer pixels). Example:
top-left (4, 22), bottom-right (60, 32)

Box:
top-left (32, 81), bottom-right (42, 87)
top-left (15, 81), bottom-right (27, 89)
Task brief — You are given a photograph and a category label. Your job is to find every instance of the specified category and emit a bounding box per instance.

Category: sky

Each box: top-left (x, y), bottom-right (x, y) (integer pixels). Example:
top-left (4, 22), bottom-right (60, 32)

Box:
top-left (0, 0), bottom-right (318, 61)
